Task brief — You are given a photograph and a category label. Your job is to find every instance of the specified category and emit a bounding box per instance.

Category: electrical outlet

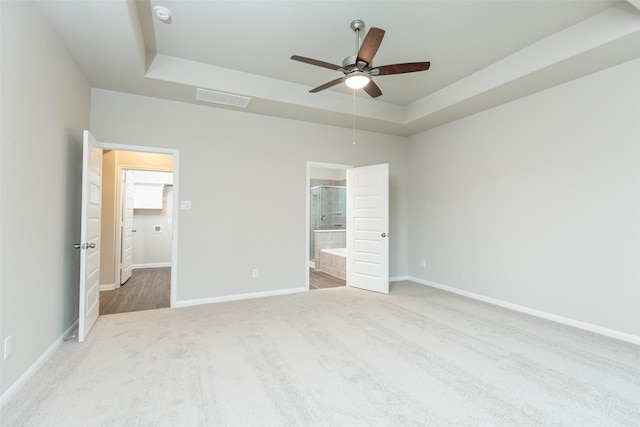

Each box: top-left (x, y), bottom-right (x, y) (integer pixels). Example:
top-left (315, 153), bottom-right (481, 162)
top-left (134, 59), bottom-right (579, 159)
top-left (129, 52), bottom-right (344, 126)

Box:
top-left (4, 335), bottom-right (13, 360)
top-left (421, 259), bottom-right (427, 268)
top-left (252, 268), bottom-right (259, 278)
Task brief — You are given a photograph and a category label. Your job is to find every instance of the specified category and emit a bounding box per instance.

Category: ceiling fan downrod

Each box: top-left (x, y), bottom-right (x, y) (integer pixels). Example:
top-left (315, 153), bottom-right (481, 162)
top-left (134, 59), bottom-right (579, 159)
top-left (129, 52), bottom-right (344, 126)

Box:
top-left (351, 19), bottom-right (364, 54)
top-left (347, 20), bottom-right (369, 71)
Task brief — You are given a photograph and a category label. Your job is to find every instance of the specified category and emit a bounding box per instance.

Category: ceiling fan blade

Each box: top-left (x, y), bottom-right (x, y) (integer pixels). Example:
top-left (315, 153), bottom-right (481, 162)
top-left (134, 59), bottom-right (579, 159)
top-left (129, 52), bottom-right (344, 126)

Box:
top-left (309, 78), bottom-right (343, 93)
top-left (373, 62), bottom-right (431, 76)
top-left (356, 27), bottom-right (385, 65)
top-left (363, 80), bottom-right (382, 98)
top-left (291, 55), bottom-right (343, 71)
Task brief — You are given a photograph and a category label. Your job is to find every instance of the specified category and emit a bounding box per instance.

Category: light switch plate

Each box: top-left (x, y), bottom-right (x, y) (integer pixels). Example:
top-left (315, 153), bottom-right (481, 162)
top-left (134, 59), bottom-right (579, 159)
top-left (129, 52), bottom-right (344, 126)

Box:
top-left (180, 200), bottom-right (192, 210)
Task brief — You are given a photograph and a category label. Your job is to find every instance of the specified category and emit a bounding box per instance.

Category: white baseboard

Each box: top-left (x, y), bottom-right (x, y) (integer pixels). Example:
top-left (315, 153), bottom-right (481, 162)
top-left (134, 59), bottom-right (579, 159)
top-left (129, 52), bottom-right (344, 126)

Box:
top-left (173, 287), bottom-right (308, 309)
top-left (0, 320), bottom-right (79, 408)
top-left (133, 262), bottom-right (171, 269)
top-left (99, 283), bottom-right (116, 291)
top-left (409, 276), bottom-right (640, 346)
top-left (390, 275), bottom-right (409, 282)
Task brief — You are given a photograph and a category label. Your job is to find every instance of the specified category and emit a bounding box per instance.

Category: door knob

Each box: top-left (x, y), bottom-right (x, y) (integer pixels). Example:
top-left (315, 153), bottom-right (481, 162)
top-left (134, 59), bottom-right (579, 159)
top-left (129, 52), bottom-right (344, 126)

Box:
top-left (381, 233), bottom-right (387, 238)
top-left (74, 243), bottom-right (96, 249)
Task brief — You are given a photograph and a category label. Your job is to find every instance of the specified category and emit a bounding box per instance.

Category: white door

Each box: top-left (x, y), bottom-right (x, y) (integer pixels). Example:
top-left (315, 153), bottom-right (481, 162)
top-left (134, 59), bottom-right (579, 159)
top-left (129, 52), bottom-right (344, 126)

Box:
top-left (78, 130), bottom-right (102, 342)
top-left (346, 163), bottom-right (389, 294)
top-left (120, 170), bottom-right (134, 284)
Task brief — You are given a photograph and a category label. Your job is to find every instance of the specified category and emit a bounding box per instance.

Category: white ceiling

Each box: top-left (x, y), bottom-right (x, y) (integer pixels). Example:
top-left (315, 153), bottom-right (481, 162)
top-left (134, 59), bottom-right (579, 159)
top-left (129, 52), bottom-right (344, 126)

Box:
top-left (35, 0), bottom-right (640, 136)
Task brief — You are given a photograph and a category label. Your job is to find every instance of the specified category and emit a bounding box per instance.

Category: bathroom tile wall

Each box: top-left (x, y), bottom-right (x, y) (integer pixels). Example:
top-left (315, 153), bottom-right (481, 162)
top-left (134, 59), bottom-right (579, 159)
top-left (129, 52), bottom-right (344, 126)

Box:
top-left (314, 230), bottom-right (346, 277)
top-left (317, 250), bottom-right (346, 280)
top-left (314, 230), bottom-right (346, 258)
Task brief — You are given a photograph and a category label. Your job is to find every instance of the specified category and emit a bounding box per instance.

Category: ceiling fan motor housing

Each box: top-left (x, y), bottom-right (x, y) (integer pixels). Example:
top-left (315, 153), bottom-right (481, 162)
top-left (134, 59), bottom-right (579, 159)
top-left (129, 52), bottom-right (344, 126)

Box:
top-left (341, 55), bottom-right (371, 74)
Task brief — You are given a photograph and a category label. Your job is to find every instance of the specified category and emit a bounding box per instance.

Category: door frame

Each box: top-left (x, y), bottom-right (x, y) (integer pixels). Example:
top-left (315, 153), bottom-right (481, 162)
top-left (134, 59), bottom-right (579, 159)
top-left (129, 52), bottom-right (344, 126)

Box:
top-left (305, 161), bottom-right (352, 290)
top-left (101, 142), bottom-right (180, 308)
top-left (115, 167), bottom-right (173, 286)
top-left (117, 169), bottom-right (135, 286)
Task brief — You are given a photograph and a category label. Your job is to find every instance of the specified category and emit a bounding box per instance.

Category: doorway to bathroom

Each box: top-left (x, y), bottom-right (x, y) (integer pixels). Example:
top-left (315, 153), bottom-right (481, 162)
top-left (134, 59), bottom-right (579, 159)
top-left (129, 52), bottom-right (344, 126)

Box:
top-left (307, 162), bottom-right (351, 290)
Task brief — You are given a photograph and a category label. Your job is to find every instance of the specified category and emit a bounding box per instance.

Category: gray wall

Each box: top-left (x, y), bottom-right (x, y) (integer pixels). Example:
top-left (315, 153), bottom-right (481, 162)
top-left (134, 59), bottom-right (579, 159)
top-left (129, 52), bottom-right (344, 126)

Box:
top-left (0, 1), bottom-right (91, 395)
top-left (133, 185), bottom-right (173, 267)
top-left (407, 58), bottom-right (640, 337)
top-left (90, 89), bottom-right (409, 302)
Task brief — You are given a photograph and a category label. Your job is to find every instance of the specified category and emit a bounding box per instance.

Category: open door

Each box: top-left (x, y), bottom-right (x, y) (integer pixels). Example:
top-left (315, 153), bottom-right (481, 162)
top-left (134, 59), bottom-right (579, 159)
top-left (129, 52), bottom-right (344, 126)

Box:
top-left (346, 163), bottom-right (389, 294)
top-left (77, 130), bottom-right (102, 342)
top-left (120, 170), bottom-right (134, 284)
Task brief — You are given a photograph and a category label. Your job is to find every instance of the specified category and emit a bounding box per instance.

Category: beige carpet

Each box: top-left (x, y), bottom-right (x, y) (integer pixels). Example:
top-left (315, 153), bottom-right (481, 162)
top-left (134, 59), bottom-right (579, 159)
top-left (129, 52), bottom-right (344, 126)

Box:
top-left (2, 281), bottom-right (639, 426)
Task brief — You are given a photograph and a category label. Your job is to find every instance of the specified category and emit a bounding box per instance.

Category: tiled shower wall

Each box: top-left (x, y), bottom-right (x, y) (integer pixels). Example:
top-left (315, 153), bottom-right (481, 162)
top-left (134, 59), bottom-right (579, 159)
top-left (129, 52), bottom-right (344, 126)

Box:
top-left (310, 179), bottom-right (347, 230)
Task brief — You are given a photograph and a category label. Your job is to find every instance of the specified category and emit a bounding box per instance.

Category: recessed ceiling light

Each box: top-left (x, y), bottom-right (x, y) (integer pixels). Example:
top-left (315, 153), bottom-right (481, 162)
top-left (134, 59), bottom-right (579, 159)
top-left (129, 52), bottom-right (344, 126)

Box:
top-left (153, 6), bottom-right (172, 21)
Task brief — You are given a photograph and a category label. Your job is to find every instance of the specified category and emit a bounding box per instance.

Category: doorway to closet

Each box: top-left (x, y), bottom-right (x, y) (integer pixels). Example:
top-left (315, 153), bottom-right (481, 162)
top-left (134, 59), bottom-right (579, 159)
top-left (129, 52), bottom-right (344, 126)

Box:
top-left (98, 149), bottom-right (175, 315)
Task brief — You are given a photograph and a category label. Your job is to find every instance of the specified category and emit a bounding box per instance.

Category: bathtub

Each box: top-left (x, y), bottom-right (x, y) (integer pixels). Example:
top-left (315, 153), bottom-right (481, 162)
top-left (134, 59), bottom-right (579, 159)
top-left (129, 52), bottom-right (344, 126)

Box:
top-left (321, 247), bottom-right (346, 257)
top-left (317, 247), bottom-right (346, 280)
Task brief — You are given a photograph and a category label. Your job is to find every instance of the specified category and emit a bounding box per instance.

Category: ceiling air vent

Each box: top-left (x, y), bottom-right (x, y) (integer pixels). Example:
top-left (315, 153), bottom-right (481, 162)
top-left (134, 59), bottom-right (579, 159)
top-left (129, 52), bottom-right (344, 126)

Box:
top-left (195, 88), bottom-right (251, 108)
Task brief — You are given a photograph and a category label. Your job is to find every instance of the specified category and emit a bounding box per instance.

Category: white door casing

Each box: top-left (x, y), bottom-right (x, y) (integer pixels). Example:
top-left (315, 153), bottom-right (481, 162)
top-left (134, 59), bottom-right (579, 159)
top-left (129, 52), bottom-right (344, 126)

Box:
top-left (346, 163), bottom-right (390, 294)
top-left (120, 170), bottom-right (134, 284)
top-left (78, 130), bottom-right (102, 342)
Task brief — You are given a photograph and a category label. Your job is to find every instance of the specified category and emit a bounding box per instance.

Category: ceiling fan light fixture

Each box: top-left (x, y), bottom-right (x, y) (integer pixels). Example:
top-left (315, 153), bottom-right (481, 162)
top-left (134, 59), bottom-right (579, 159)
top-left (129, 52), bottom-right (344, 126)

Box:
top-left (344, 72), bottom-right (371, 89)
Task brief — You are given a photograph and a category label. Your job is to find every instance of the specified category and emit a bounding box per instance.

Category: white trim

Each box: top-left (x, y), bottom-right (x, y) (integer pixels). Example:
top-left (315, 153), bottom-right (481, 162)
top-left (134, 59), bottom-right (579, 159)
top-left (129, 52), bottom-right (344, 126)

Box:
top-left (98, 142), bottom-right (177, 155)
top-left (409, 276), bottom-right (640, 346)
top-left (305, 161), bottom-right (353, 292)
top-left (174, 287), bottom-right (308, 308)
top-left (133, 262), bottom-right (172, 269)
top-left (0, 321), bottom-right (78, 408)
top-left (390, 275), bottom-right (409, 282)
top-left (627, 0), bottom-right (640, 12)
top-left (114, 169), bottom-right (124, 289)
top-left (99, 283), bottom-right (116, 291)
top-left (98, 142), bottom-right (179, 309)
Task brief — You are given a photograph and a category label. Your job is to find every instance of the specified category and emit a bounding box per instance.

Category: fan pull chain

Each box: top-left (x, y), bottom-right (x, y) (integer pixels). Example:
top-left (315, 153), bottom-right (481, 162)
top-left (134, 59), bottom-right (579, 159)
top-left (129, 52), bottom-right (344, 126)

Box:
top-left (352, 24), bottom-right (360, 145)
top-left (353, 89), bottom-right (356, 144)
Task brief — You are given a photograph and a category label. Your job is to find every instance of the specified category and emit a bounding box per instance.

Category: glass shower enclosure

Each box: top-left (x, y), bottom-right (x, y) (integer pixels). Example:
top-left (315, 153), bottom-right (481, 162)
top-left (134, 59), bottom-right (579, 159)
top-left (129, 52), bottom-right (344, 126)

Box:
top-left (309, 185), bottom-right (346, 261)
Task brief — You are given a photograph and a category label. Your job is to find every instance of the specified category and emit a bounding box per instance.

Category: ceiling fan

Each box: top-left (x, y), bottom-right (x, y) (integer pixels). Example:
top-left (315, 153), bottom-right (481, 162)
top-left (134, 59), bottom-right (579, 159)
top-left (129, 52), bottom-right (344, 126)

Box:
top-left (291, 20), bottom-right (430, 98)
